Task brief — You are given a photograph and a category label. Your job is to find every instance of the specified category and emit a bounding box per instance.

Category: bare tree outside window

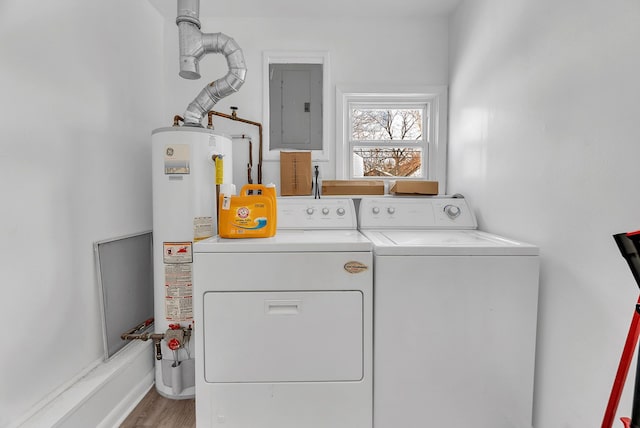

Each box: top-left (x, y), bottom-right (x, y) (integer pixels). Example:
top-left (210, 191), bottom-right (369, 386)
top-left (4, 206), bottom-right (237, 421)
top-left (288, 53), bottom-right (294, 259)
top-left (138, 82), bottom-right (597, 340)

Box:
top-left (354, 147), bottom-right (422, 177)
top-left (351, 108), bottom-right (425, 177)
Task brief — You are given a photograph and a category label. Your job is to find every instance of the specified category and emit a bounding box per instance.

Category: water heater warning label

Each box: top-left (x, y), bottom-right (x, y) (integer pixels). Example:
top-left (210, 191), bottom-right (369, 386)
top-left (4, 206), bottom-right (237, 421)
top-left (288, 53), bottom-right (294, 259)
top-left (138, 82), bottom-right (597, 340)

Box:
top-left (163, 242), bottom-right (193, 264)
top-left (165, 295), bottom-right (192, 321)
top-left (163, 242), bottom-right (193, 321)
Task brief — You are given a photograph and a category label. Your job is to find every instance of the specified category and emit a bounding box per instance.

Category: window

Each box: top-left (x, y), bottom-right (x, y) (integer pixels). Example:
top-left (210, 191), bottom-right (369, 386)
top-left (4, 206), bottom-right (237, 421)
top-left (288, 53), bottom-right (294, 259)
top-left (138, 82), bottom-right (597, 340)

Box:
top-left (350, 105), bottom-right (427, 178)
top-left (336, 86), bottom-right (448, 191)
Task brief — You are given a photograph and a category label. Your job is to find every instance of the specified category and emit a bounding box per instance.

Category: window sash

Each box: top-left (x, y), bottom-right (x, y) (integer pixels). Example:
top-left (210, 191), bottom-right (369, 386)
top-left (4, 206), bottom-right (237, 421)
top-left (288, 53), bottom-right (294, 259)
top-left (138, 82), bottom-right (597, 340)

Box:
top-left (348, 103), bottom-right (430, 143)
top-left (352, 146), bottom-right (425, 178)
top-left (350, 142), bottom-right (428, 178)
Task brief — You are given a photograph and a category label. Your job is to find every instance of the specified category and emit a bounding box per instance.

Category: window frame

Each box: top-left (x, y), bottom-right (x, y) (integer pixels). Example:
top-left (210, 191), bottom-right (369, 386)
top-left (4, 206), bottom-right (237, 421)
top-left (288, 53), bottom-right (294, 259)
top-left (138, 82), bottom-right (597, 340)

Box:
top-left (336, 85), bottom-right (448, 192)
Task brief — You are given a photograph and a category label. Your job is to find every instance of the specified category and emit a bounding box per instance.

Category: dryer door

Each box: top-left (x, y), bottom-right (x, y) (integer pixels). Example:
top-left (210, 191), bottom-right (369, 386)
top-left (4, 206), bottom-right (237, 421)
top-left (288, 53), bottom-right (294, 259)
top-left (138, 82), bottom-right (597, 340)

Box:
top-left (203, 290), bottom-right (363, 383)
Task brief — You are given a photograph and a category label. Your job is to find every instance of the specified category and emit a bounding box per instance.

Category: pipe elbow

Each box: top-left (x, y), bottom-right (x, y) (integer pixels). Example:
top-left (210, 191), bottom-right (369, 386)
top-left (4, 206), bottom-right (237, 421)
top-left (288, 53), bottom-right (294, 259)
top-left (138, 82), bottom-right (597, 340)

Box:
top-left (219, 34), bottom-right (247, 92)
top-left (218, 70), bottom-right (245, 94)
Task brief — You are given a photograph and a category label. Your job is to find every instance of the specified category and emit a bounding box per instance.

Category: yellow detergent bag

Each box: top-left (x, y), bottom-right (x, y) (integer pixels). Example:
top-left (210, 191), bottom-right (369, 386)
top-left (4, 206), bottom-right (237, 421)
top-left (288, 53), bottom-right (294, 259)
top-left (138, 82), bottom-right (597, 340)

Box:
top-left (218, 184), bottom-right (277, 238)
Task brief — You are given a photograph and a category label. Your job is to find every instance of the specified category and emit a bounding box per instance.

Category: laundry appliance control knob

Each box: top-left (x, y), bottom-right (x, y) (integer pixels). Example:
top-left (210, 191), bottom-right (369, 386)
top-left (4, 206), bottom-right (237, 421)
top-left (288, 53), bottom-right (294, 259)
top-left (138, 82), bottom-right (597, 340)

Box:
top-left (372, 207), bottom-right (380, 214)
top-left (387, 207), bottom-right (396, 215)
top-left (322, 208), bottom-right (330, 215)
top-left (306, 207), bottom-right (315, 215)
top-left (444, 204), bottom-right (461, 219)
top-left (336, 207), bottom-right (346, 216)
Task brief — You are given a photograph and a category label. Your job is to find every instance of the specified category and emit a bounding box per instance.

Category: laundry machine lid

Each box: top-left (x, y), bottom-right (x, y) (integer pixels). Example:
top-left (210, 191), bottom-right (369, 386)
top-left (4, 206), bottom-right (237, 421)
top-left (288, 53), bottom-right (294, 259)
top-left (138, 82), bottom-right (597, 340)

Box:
top-left (194, 229), bottom-right (372, 253)
top-left (360, 229), bottom-right (538, 256)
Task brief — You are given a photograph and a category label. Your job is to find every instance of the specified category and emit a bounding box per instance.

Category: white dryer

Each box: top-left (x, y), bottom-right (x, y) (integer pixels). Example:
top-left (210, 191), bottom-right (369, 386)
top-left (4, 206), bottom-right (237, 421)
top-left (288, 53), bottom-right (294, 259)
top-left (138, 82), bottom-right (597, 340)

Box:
top-left (358, 196), bottom-right (539, 428)
top-left (193, 198), bottom-right (373, 428)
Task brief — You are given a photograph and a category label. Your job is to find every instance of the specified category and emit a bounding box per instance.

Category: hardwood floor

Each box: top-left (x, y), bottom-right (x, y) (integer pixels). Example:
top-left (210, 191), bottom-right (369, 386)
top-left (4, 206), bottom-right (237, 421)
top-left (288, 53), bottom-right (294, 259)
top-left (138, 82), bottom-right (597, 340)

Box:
top-left (120, 387), bottom-right (195, 428)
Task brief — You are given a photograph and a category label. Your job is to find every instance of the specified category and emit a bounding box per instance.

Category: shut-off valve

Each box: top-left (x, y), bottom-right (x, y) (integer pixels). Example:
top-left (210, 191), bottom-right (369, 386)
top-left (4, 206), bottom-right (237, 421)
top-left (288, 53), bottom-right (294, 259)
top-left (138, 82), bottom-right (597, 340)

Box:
top-left (120, 319), bottom-right (192, 361)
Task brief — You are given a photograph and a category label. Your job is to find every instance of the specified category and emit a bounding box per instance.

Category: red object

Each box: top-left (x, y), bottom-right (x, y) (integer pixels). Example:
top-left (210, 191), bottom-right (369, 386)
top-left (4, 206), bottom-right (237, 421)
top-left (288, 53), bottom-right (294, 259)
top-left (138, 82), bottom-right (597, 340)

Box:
top-left (627, 231), bottom-right (640, 238)
top-left (167, 338), bottom-right (181, 350)
top-left (621, 417), bottom-right (631, 428)
top-left (168, 323), bottom-right (181, 330)
top-left (602, 295), bottom-right (640, 428)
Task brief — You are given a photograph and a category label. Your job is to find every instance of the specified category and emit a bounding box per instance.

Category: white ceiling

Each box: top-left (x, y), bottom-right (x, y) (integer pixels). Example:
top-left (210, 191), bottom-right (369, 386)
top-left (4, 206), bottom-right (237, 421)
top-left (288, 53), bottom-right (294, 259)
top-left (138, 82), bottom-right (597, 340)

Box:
top-left (149, 0), bottom-right (462, 20)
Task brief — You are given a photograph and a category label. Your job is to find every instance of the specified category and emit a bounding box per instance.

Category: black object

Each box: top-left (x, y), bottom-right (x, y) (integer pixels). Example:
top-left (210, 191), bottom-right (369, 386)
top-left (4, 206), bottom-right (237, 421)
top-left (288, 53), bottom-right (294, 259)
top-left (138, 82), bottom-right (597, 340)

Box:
top-left (614, 232), bottom-right (640, 289)
top-left (314, 165), bottom-right (320, 199)
top-left (614, 232), bottom-right (640, 428)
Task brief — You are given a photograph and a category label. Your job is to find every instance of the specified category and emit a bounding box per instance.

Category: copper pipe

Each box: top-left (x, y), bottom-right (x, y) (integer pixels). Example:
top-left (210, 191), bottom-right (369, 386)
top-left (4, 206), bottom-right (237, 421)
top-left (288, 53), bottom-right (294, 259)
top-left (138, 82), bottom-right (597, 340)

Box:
top-left (121, 332), bottom-right (165, 341)
top-left (121, 329), bottom-right (193, 342)
top-left (248, 140), bottom-right (253, 184)
top-left (207, 108), bottom-right (263, 184)
top-left (121, 318), bottom-right (154, 337)
top-left (229, 134), bottom-right (253, 184)
top-left (120, 333), bottom-right (165, 360)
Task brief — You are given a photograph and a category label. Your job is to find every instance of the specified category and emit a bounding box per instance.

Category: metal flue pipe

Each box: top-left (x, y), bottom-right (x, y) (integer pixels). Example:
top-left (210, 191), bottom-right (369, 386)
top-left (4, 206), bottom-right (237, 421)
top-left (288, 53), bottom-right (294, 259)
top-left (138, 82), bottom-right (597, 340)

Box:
top-left (177, 0), bottom-right (247, 126)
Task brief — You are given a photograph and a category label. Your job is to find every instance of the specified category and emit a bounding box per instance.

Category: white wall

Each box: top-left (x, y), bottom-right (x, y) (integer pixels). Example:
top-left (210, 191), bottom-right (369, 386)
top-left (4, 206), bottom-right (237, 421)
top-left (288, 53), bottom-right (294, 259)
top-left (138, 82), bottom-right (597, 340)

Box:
top-left (158, 15), bottom-right (450, 190)
top-left (449, 0), bottom-right (640, 426)
top-left (0, 1), bottom-right (164, 426)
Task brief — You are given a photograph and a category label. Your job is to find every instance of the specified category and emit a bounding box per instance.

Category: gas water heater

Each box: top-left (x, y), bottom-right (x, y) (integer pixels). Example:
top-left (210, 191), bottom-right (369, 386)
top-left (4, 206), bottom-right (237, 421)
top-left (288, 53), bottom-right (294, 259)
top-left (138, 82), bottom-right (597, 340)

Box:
top-left (151, 126), bottom-right (232, 399)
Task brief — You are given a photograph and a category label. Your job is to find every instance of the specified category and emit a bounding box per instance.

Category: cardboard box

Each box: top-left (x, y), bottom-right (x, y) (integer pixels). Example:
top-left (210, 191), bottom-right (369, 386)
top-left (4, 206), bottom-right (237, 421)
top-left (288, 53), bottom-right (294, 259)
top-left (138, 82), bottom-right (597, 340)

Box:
top-left (322, 180), bottom-right (385, 195)
top-left (280, 152), bottom-right (312, 196)
top-left (389, 180), bottom-right (439, 195)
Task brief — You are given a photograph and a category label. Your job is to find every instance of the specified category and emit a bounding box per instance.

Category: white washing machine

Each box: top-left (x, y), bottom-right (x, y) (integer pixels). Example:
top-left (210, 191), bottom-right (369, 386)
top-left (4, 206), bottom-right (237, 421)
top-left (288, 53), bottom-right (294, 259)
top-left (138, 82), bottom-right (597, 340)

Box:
top-left (358, 196), bottom-right (539, 428)
top-left (193, 198), bottom-right (373, 428)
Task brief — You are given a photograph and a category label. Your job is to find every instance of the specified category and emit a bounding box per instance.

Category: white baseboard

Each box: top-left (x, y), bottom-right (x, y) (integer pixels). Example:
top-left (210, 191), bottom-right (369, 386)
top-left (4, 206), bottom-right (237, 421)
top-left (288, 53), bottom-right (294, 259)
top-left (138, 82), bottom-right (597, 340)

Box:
top-left (98, 372), bottom-right (154, 428)
top-left (16, 340), bottom-right (154, 428)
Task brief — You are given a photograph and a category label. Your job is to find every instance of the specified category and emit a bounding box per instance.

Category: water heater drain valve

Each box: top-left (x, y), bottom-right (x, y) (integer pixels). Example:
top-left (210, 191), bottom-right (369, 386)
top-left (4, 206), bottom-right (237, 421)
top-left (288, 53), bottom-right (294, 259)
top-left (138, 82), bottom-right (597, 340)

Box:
top-left (165, 327), bottom-right (185, 350)
top-left (120, 320), bottom-right (193, 360)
